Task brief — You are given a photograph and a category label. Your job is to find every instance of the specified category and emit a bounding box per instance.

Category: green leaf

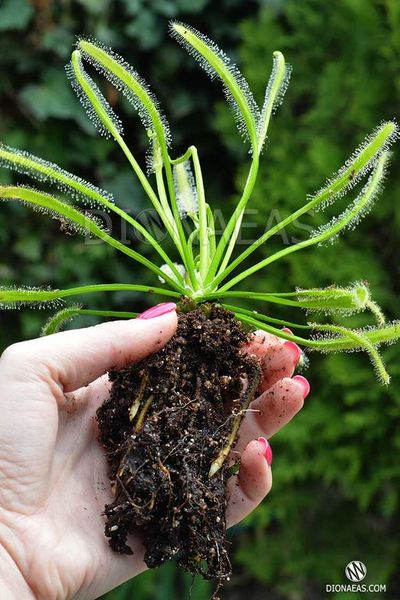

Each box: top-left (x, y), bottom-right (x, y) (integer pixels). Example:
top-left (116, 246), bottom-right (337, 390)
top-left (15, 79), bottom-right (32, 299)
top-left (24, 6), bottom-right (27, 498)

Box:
top-left (218, 149), bottom-right (391, 291)
top-left (41, 305), bottom-right (137, 335)
top-left (66, 51), bottom-right (123, 140)
top-left (0, 186), bottom-right (182, 290)
top-left (0, 143), bottom-right (183, 281)
top-left (77, 38), bottom-right (171, 148)
top-left (19, 70), bottom-right (94, 133)
top-left (0, 143), bottom-right (115, 209)
top-left (217, 282), bottom-right (375, 314)
top-left (212, 121), bottom-right (398, 288)
top-left (310, 323), bottom-right (390, 385)
top-left (0, 283), bottom-right (179, 310)
top-left (0, 0), bottom-right (33, 31)
top-left (257, 50), bottom-right (292, 154)
top-left (170, 21), bottom-right (259, 149)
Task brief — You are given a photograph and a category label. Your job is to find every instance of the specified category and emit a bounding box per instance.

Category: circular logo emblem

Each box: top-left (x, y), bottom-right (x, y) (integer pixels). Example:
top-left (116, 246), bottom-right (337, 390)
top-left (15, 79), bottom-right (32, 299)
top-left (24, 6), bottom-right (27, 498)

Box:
top-left (345, 561), bottom-right (367, 582)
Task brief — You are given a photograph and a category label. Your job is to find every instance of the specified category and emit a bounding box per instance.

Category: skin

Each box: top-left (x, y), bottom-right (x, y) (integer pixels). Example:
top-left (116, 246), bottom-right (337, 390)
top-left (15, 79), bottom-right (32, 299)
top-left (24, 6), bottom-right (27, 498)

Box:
top-left (0, 310), bottom-right (306, 599)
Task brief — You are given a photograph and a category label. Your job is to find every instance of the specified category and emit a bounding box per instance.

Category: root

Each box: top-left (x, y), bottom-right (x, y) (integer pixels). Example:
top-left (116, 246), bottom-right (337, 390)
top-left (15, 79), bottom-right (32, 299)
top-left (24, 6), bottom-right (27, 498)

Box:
top-left (128, 371), bottom-right (149, 422)
top-left (208, 362), bottom-right (261, 477)
top-left (134, 394), bottom-right (154, 432)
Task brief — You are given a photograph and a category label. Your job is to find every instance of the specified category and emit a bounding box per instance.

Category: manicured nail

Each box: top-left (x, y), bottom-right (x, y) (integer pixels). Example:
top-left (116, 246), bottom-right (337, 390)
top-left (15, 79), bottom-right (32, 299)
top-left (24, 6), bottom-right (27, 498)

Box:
top-left (283, 340), bottom-right (301, 366)
top-left (282, 327), bottom-right (293, 335)
top-left (257, 437), bottom-right (273, 466)
top-left (138, 302), bottom-right (177, 320)
top-left (292, 375), bottom-right (310, 399)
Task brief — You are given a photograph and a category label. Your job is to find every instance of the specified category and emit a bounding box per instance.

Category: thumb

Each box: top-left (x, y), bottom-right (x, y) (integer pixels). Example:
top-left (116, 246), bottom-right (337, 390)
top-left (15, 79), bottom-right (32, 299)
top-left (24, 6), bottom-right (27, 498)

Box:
top-left (0, 303), bottom-right (177, 393)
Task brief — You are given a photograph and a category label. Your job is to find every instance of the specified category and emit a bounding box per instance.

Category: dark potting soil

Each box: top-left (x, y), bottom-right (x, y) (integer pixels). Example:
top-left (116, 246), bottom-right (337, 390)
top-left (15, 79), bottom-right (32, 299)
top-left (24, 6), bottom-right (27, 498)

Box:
top-left (96, 305), bottom-right (261, 587)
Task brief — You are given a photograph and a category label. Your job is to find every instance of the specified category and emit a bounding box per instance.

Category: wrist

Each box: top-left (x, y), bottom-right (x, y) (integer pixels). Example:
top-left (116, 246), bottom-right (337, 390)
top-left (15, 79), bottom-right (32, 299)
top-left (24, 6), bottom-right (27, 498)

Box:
top-left (0, 547), bottom-right (33, 599)
top-left (0, 528), bottom-right (34, 599)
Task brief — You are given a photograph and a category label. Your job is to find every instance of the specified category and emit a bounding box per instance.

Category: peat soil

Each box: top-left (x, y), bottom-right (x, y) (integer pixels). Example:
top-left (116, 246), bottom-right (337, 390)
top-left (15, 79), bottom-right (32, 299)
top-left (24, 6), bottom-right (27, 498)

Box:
top-left (96, 305), bottom-right (260, 588)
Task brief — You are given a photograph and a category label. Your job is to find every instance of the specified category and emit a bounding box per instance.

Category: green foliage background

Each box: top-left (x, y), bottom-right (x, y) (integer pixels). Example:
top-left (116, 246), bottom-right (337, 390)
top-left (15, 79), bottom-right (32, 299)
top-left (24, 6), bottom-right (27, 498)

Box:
top-left (0, 0), bottom-right (399, 598)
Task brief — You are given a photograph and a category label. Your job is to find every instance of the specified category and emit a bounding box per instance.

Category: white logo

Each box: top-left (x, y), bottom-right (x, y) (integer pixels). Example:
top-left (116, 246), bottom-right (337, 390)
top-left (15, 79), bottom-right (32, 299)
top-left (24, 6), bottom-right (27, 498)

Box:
top-left (325, 560), bottom-right (385, 593)
top-left (345, 561), bottom-right (367, 582)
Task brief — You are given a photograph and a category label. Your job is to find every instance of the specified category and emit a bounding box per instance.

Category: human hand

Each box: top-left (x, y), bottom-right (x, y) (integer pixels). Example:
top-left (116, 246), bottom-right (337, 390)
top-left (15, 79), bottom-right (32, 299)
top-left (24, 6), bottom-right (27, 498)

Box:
top-left (0, 304), bottom-right (308, 599)
top-left (227, 329), bottom-right (309, 526)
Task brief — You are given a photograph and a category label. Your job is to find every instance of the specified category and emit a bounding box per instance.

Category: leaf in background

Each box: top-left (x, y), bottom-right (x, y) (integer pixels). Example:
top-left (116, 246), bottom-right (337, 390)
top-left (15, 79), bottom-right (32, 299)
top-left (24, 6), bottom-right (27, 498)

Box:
top-left (0, 0), bottom-right (33, 31)
top-left (125, 12), bottom-right (163, 50)
top-left (42, 27), bottom-right (75, 59)
top-left (19, 70), bottom-right (96, 134)
top-left (75, 0), bottom-right (112, 16)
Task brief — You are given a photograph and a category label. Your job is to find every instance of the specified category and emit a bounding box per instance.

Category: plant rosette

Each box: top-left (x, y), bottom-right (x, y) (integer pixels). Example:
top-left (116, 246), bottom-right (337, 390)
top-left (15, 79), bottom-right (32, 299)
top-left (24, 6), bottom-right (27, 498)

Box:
top-left (1, 21), bottom-right (399, 594)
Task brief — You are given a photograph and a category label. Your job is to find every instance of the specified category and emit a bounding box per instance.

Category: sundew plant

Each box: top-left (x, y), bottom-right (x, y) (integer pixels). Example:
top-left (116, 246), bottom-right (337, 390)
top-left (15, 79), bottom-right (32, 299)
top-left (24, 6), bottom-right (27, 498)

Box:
top-left (0, 22), bottom-right (399, 383)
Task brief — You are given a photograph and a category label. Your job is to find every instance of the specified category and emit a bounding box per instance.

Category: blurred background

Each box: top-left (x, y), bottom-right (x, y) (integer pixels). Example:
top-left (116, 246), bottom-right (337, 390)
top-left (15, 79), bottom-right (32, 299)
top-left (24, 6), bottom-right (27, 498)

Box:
top-left (0, 0), bottom-right (399, 598)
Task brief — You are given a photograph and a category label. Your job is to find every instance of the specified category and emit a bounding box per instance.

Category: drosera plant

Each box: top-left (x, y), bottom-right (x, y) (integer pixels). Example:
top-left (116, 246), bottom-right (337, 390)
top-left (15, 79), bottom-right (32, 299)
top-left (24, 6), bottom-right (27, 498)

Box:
top-left (0, 23), bottom-right (399, 382)
top-left (0, 21), bottom-right (400, 589)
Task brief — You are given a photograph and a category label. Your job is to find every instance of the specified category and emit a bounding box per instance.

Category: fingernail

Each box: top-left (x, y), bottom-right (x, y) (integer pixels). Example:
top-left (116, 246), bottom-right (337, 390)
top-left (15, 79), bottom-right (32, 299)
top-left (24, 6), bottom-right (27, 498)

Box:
top-left (283, 340), bottom-right (301, 366)
top-left (138, 302), bottom-right (177, 320)
top-left (282, 327), bottom-right (293, 335)
top-left (257, 437), bottom-right (273, 466)
top-left (292, 375), bottom-right (310, 399)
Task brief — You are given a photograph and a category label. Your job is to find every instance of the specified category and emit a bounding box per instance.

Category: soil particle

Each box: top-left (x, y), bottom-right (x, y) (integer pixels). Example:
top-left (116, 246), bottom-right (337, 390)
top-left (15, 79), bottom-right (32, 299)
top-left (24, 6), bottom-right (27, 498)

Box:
top-left (96, 305), bottom-right (260, 588)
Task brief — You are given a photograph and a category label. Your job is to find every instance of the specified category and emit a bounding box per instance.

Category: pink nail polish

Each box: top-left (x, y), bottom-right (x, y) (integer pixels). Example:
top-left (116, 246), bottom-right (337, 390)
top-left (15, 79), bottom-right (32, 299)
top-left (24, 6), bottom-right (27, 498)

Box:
top-left (292, 375), bottom-right (310, 399)
top-left (282, 327), bottom-right (293, 335)
top-left (138, 302), bottom-right (177, 320)
top-left (257, 437), bottom-right (273, 466)
top-left (283, 340), bottom-right (301, 365)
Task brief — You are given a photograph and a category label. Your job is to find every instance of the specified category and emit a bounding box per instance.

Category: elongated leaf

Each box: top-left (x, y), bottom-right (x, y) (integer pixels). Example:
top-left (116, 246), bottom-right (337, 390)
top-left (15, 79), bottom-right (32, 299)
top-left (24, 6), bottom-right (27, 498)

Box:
top-left (266, 283), bottom-right (381, 317)
top-left (66, 50), bottom-right (123, 139)
top-left (0, 285), bottom-right (64, 310)
top-left (314, 121), bottom-right (398, 211)
top-left (0, 143), bottom-right (114, 208)
top-left (215, 283), bottom-right (374, 314)
top-left (257, 51), bottom-right (292, 154)
top-left (212, 121), bottom-right (398, 288)
top-left (41, 305), bottom-right (137, 335)
top-left (42, 304), bottom-right (83, 335)
top-left (68, 45), bottom-right (190, 272)
top-left (173, 159), bottom-right (198, 219)
top-left (0, 186), bottom-right (182, 290)
top-left (77, 38), bottom-right (171, 148)
top-left (0, 144), bottom-right (185, 285)
top-left (0, 282), bottom-right (180, 310)
top-left (314, 322), bottom-right (400, 351)
top-left (309, 150), bottom-right (389, 245)
top-left (294, 283), bottom-right (370, 312)
top-left (231, 309), bottom-right (399, 383)
top-left (310, 323), bottom-right (390, 384)
top-left (218, 151), bottom-right (390, 291)
top-left (170, 21), bottom-right (259, 148)
top-left (0, 185), bottom-right (106, 236)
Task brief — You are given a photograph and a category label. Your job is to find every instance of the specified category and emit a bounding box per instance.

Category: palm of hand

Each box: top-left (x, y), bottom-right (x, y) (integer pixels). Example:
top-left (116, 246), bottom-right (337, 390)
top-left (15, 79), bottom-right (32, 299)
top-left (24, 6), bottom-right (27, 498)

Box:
top-left (0, 371), bottom-right (135, 599)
